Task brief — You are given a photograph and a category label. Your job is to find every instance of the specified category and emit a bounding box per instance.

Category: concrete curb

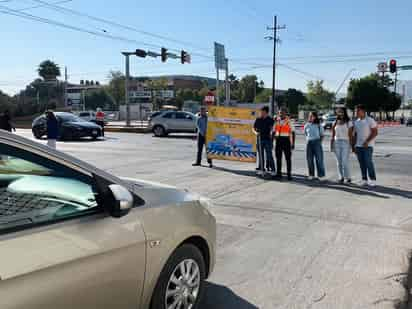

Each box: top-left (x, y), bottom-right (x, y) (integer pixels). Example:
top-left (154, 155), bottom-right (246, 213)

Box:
top-left (105, 126), bottom-right (150, 133)
top-left (15, 125), bottom-right (150, 134)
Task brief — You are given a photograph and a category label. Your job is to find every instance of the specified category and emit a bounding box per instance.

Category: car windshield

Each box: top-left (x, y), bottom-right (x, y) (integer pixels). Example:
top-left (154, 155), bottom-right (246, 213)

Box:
top-left (58, 114), bottom-right (85, 123)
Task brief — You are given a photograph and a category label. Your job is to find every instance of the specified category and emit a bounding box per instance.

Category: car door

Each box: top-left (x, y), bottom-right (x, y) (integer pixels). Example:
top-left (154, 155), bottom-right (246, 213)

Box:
top-left (0, 141), bottom-right (146, 309)
top-left (175, 112), bottom-right (196, 132)
top-left (161, 112), bottom-right (177, 131)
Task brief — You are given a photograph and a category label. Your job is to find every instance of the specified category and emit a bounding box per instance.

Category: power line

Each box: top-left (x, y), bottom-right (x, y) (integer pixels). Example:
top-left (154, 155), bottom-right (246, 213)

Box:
top-left (0, 5), bottom-right (174, 50)
top-left (12, 0), bottom-right (72, 12)
top-left (30, 0), bottom-right (212, 53)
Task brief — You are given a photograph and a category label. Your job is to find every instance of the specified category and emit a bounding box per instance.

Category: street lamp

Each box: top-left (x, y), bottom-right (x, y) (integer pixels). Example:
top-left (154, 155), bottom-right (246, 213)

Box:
top-left (334, 68), bottom-right (356, 107)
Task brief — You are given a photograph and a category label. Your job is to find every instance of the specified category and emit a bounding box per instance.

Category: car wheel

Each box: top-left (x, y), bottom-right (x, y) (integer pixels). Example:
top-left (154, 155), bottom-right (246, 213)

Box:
top-left (33, 130), bottom-right (42, 139)
top-left (151, 244), bottom-right (206, 309)
top-left (153, 125), bottom-right (166, 137)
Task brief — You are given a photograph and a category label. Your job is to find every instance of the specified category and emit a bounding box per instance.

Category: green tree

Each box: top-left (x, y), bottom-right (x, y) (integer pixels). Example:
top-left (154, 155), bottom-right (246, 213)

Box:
top-left (106, 71), bottom-right (125, 108)
top-left (84, 89), bottom-right (115, 110)
top-left (147, 78), bottom-right (169, 110)
top-left (346, 74), bottom-right (400, 119)
top-left (282, 88), bottom-right (306, 116)
top-left (37, 60), bottom-right (61, 80)
top-left (238, 75), bottom-right (258, 102)
top-left (306, 80), bottom-right (335, 110)
top-left (255, 89), bottom-right (272, 103)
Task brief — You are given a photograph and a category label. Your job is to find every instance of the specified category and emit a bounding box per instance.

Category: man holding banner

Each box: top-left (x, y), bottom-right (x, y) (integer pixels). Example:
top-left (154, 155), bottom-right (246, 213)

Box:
top-left (253, 106), bottom-right (276, 176)
top-left (193, 107), bottom-right (213, 168)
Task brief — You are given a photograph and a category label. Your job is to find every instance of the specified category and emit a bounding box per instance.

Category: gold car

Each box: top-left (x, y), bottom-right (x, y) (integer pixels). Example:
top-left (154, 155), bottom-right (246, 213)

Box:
top-left (0, 130), bottom-right (216, 309)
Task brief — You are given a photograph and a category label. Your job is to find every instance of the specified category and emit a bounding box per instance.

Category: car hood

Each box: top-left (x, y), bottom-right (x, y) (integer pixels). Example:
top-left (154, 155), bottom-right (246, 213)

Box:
top-left (64, 121), bottom-right (100, 128)
top-left (121, 177), bottom-right (206, 208)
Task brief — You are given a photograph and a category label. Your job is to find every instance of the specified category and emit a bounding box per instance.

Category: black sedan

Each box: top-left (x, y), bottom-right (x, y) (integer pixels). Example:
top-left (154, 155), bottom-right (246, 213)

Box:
top-left (32, 112), bottom-right (102, 141)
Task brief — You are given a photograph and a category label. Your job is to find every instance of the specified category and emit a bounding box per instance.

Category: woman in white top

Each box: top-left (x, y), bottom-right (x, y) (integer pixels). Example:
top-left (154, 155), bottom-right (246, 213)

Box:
top-left (331, 108), bottom-right (353, 183)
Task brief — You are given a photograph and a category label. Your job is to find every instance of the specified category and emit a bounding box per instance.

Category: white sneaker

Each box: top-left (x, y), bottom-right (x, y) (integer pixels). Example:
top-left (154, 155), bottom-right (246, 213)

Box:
top-left (368, 180), bottom-right (376, 187)
top-left (270, 171), bottom-right (277, 177)
top-left (361, 180), bottom-right (368, 186)
top-left (256, 170), bottom-right (263, 176)
top-left (318, 176), bottom-right (327, 181)
top-left (308, 176), bottom-right (314, 180)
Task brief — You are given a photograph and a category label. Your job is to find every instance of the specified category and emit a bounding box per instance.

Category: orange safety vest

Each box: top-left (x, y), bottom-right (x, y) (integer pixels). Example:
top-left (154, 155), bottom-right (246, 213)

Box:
top-left (274, 117), bottom-right (292, 137)
top-left (96, 111), bottom-right (105, 121)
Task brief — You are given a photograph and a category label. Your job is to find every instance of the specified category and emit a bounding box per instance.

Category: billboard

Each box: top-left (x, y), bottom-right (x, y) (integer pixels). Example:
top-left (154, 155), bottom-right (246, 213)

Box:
top-left (206, 106), bottom-right (257, 163)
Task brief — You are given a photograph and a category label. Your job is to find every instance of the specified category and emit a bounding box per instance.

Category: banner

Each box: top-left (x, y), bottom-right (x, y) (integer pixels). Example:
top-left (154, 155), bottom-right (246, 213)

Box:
top-left (206, 106), bottom-right (257, 163)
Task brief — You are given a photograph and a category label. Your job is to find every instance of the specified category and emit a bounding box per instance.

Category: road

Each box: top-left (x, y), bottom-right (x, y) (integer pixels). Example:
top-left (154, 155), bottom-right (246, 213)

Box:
top-left (18, 127), bottom-right (412, 309)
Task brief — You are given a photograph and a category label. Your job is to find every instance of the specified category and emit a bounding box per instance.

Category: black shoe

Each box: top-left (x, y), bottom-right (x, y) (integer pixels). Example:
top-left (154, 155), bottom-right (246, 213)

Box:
top-left (346, 179), bottom-right (352, 184)
top-left (338, 178), bottom-right (344, 184)
top-left (274, 174), bottom-right (282, 180)
top-left (209, 163), bottom-right (213, 168)
top-left (192, 163), bottom-right (201, 166)
top-left (287, 175), bottom-right (293, 181)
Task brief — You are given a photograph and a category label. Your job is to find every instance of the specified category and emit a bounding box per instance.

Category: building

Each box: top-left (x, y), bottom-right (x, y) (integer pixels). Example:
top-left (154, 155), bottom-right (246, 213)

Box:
top-left (127, 75), bottom-right (220, 104)
top-left (66, 81), bottom-right (101, 110)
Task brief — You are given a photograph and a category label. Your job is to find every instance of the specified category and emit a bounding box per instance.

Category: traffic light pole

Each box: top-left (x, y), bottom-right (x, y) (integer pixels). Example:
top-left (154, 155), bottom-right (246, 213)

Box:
top-left (394, 71), bottom-right (398, 94)
top-left (122, 52), bottom-right (132, 127)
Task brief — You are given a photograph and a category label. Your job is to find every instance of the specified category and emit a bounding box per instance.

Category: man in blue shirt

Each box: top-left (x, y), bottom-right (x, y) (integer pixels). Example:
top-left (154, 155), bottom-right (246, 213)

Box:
top-left (193, 107), bottom-right (213, 167)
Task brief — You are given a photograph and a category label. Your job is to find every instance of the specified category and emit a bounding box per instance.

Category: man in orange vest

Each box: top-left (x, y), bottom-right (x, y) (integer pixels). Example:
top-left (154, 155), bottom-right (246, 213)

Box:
top-left (96, 108), bottom-right (105, 137)
top-left (274, 107), bottom-right (295, 180)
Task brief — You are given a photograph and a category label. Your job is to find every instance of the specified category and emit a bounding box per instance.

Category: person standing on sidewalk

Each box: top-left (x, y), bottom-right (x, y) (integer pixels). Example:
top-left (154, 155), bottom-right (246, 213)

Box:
top-left (193, 107), bottom-right (213, 168)
top-left (352, 105), bottom-right (378, 187)
top-left (46, 111), bottom-right (59, 149)
top-left (0, 110), bottom-right (16, 132)
top-left (304, 112), bottom-right (326, 180)
top-left (253, 106), bottom-right (276, 176)
top-left (274, 107), bottom-right (295, 180)
top-left (331, 107), bottom-right (353, 184)
top-left (96, 108), bottom-right (105, 137)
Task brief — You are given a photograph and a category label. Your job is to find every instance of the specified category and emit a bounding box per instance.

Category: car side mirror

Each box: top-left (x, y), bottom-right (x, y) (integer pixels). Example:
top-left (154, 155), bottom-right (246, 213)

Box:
top-left (108, 184), bottom-right (134, 218)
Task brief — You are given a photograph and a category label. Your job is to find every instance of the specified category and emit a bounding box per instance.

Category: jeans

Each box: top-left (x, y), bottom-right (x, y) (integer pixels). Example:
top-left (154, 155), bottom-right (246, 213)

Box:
top-left (355, 147), bottom-right (376, 181)
top-left (257, 138), bottom-right (275, 172)
top-left (196, 134), bottom-right (212, 165)
top-left (306, 139), bottom-right (325, 177)
top-left (275, 137), bottom-right (292, 176)
top-left (333, 140), bottom-right (351, 180)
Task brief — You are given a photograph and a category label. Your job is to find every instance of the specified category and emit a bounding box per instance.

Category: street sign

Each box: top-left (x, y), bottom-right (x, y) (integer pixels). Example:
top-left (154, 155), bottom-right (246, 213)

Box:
top-left (399, 65), bottom-right (412, 71)
top-left (204, 91), bottom-right (215, 105)
top-left (378, 62), bottom-right (388, 72)
top-left (214, 42), bottom-right (226, 70)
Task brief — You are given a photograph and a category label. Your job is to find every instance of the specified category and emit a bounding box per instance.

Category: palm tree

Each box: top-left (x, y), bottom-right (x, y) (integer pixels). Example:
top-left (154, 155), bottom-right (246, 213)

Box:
top-left (38, 60), bottom-right (61, 81)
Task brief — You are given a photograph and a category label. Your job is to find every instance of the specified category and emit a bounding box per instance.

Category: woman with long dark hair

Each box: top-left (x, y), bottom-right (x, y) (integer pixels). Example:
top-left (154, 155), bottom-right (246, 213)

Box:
top-left (304, 111), bottom-right (326, 180)
top-left (331, 108), bottom-right (353, 183)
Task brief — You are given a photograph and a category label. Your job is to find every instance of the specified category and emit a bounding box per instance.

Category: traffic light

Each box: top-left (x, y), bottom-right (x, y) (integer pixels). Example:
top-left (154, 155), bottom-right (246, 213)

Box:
top-left (181, 50), bottom-right (191, 64)
top-left (390, 59), bottom-right (397, 73)
top-left (135, 49), bottom-right (147, 58)
top-left (161, 48), bottom-right (168, 62)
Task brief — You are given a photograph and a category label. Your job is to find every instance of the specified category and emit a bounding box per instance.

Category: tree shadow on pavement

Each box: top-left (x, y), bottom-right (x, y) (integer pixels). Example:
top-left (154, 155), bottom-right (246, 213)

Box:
top-left (199, 282), bottom-right (259, 309)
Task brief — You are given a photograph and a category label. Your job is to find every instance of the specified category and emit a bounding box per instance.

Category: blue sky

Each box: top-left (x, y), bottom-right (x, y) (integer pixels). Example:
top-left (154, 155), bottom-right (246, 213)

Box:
top-left (1, 0), bottom-right (412, 95)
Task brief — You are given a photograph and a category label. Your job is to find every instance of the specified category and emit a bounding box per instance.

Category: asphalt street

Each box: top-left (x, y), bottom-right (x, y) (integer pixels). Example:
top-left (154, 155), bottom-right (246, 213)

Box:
top-left (17, 126), bottom-right (412, 309)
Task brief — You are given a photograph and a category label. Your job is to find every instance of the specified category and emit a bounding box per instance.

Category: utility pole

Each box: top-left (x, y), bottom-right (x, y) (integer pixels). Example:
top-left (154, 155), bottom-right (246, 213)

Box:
top-left (216, 69), bottom-right (220, 106)
top-left (266, 15), bottom-right (286, 115)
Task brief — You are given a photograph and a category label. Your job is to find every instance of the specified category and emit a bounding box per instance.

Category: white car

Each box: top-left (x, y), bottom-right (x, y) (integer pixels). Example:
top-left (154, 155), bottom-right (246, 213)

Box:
top-left (150, 111), bottom-right (198, 137)
top-left (78, 111), bottom-right (96, 122)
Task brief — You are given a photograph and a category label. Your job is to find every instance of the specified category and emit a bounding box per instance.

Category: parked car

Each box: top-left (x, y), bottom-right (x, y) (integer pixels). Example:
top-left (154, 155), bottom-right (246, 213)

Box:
top-left (407, 117), bottom-right (412, 126)
top-left (78, 111), bottom-right (96, 122)
top-left (147, 111), bottom-right (163, 122)
top-left (32, 112), bottom-right (102, 140)
top-left (0, 130), bottom-right (216, 309)
top-left (150, 111), bottom-right (198, 137)
top-left (322, 115), bottom-right (337, 130)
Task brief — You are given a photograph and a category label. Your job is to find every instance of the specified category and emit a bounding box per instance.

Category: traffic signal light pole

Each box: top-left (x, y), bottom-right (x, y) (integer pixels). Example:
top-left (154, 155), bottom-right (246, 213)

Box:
top-left (122, 48), bottom-right (191, 126)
